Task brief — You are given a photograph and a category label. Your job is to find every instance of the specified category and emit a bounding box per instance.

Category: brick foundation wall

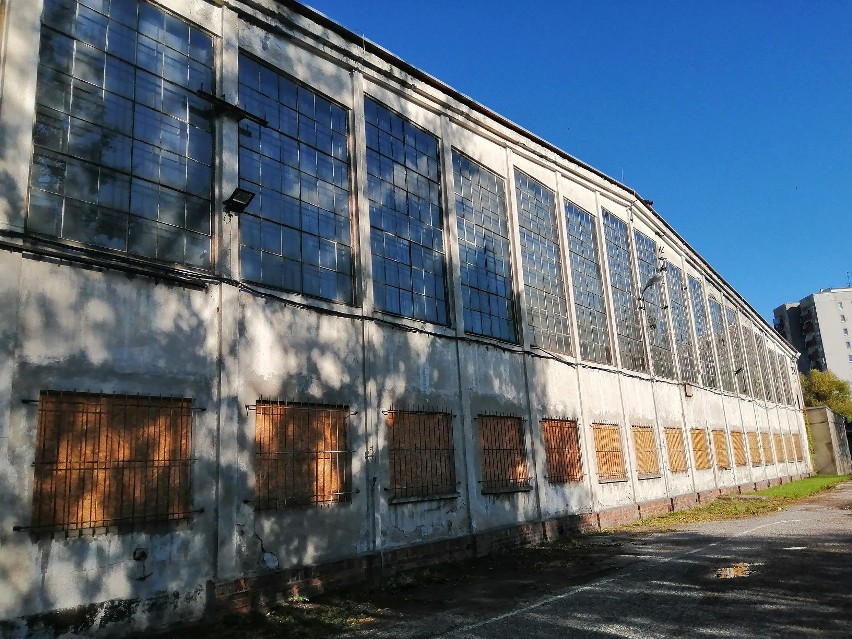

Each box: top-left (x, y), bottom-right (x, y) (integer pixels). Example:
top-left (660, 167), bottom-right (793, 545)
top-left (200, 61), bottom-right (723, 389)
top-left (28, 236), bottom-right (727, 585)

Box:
top-left (213, 472), bottom-right (807, 616)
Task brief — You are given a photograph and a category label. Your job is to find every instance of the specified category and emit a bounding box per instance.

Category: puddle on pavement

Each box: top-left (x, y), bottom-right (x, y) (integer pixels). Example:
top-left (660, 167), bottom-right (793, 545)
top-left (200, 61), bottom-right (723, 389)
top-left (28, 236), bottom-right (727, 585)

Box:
top-left (715, 562), bottom-right (753, 579)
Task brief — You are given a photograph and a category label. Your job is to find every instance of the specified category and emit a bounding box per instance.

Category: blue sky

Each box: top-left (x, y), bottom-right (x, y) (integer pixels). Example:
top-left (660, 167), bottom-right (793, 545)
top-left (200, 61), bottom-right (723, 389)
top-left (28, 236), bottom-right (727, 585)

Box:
top-left (304, 1), bottom-right (852, 321)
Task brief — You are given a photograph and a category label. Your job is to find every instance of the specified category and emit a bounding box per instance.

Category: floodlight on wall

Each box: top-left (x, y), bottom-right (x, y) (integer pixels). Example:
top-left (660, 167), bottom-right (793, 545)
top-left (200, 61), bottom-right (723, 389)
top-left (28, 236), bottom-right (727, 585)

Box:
top-left (224, 187), bottom-right (255, 213)
top-left (640, 273), bottom-right (664, 296)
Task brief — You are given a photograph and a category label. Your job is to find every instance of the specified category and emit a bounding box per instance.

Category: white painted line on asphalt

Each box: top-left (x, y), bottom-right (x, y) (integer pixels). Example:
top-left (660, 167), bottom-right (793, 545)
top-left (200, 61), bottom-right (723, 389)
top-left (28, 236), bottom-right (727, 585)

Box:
top-left (434, 519), bottom-right (805, 638)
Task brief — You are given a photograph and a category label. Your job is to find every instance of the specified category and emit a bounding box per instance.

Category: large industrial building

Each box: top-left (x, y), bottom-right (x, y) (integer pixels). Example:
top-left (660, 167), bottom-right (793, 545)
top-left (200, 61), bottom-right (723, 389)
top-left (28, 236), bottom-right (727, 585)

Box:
top-left (775, 287), bottom-right (852, 386)
top-left (0, 0), bottom-right (809, 635)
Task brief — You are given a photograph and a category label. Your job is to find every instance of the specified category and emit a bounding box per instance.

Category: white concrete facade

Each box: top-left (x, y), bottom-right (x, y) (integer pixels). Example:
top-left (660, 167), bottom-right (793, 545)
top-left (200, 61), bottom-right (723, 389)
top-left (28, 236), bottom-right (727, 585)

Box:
top-left (0, 1), bottom-right (809, 635)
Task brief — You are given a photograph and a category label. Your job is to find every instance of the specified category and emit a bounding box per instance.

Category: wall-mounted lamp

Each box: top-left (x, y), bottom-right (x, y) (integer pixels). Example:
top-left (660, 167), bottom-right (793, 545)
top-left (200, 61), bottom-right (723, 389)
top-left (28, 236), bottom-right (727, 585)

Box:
top-left (640, 273), bottom-right (664, 297)
top-left (224, 187), bottom-right (255, 213)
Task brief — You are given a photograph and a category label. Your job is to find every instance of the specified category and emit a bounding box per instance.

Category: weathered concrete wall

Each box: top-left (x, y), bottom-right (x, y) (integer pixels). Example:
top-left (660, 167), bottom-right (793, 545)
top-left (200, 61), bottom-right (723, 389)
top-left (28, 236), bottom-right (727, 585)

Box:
top-left (806, 406), bottom-right (852, 476)
top-left (0, 0), bottom-right (812, 635)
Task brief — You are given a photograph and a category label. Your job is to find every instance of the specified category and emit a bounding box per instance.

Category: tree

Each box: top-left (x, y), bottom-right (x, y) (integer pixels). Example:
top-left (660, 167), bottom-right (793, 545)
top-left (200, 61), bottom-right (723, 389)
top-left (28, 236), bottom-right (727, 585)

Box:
top-left (800, 370), bottom-right (852, 421)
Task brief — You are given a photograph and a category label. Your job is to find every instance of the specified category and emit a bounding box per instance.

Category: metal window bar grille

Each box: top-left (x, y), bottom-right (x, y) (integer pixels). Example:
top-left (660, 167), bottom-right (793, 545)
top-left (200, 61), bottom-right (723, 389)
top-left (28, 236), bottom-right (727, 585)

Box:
top-left (478, 415), bottom-right (530, 492)
top-left (761, 432), bottom-right (775, 465)
top-left (664, 427), bottom-right (688, 473)
top-left (592, 423), bottom-right (627, 481)
top-left (28, 391), bottom-right (193, 534)
top-left (541, 418), bottom-right (583, 483)
top-left (747, 431), bottom-right (763, 466)
top-left (731, 431), bottom-right (748, 467)
top-left (690, 428), bottom-right (712, 471)
top-left (632, 425), bottom-right (660, 478)
top-left (712, 429), bottom-right (731, 469)
top-left (254, 401), bottom-right (351, 509)
top-left (386, 409), bottom-right (456, 499)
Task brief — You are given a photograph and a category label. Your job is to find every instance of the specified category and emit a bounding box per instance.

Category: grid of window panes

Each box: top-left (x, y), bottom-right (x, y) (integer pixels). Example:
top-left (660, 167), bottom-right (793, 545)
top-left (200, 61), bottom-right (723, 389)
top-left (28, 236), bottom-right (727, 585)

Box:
top-left (453, 151), bottom-right (516, 341)
top-left (744, 327), bottom-right (766, 400)
top-left (634, 231), bottom-right (675, 378)
top-left (688, 275), bottom-right (718, 388)
top-left (602, 210), bottom-right (646, 372)
top-left (725, 306), bottom-right (749, 394)
top-left (29, 0), bottom-right (215, 267)
top-left (515, 171), bottom-right (571, 353)
top-left (666, 264), bottom-right (698, 384)
top-left (778, 352), bottom-right (794, 406)
top-left (756, 335), bottom-right (777, 403)
top-left (565, 201), bottom-right (611, 364)
top-left (365, 98), bottom-right (447, 324)
top-left (238, 55), bottom-right (352, 302)
top-left (708, 298), bottom-right (735, 392)
top-left (767, 345), bottom-right (785, 405)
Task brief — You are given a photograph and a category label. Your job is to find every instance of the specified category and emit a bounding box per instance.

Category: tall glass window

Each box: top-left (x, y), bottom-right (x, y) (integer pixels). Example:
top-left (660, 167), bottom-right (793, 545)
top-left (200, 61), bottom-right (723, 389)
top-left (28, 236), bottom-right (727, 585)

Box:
top-left (745, 327), bottom-right (766, 401)
top-left (453, 151), bottom-right (516, 341)
top-left (666, 263), bottom-right (698, 384)
top-left (688, 275), bottom-right (718, 388)
top-left (725, 306), bottom-right (749, 394)
top-left (755, 333), bottom-right (778, 402)
top-left (708, 297), bottom-right (734, 392)
top-left (602, 210), bottom-right (646, 373)
top-left (238, 55), bottom-right (352, 302)
top-left (29, 0), bottom-right (215, 267)
top-left (778, 353), bottom-right (794, 406)
top-left (365, 98), bottom-right (447, 324)
top-left (634, 231), bottom-right (675, 379)
top-left (565, 201), bottom-right (611, 364)
top-left (515, 170), bottom-right (571, 353)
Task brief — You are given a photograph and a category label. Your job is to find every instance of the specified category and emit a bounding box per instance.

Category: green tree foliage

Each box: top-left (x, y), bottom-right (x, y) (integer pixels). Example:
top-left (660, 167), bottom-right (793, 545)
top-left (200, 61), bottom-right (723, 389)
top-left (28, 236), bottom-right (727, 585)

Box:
top-left (800, 370), bottom-right (852, 421)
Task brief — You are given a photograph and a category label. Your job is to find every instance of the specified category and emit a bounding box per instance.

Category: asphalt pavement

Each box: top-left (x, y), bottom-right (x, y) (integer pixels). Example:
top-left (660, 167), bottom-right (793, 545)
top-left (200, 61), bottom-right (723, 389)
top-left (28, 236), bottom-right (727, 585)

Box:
top-left (343, 482), bottom-right (852, 639)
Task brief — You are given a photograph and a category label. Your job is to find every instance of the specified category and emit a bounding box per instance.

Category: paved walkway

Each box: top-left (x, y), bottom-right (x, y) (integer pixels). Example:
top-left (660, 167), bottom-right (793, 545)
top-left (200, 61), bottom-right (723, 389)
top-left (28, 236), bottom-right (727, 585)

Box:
top-left (344, 483), bottom-right (852, 638)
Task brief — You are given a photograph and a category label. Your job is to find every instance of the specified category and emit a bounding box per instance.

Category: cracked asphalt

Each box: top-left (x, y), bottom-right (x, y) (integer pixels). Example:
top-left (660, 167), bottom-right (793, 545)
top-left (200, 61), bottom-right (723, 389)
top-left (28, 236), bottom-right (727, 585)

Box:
top-left (341, 482), bottom-right (852, 639)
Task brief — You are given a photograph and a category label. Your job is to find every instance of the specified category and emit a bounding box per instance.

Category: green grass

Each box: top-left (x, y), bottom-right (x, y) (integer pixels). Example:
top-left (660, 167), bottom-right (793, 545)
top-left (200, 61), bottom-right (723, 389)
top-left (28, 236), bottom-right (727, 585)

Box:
top-left (628, 475), bottom-right (852, 530)
top-left (756, 474), bottom-right (850, 499)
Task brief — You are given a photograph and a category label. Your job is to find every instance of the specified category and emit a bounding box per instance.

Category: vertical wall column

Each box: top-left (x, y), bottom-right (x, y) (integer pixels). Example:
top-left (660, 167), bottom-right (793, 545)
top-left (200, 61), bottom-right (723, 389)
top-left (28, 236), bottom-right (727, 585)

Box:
top-left (0, 0), bottom-right (43, 229)
top-left (213, 5), bottom-right (242, 581)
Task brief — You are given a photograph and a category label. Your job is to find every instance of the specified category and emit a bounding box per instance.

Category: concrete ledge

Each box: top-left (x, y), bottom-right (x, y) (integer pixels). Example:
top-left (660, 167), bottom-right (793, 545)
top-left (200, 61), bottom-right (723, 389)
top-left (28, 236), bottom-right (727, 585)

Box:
top-left (211, 472), bottom-right (805, 616)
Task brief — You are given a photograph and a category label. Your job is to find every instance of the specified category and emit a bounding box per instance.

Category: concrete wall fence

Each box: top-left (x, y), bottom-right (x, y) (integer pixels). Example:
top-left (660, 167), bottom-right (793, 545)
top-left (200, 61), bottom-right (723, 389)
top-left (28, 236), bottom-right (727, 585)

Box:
top-left (805, 406), bottom-right (852, 476)
top-left (0, 1), bottom-right (810, 636)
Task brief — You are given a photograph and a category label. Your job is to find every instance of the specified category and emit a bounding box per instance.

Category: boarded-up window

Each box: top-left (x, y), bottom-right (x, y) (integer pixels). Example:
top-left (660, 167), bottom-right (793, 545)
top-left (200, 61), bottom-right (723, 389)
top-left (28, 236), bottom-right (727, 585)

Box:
top-left (387, 410), bottom-right (456, 500)
top-left (592, 424), bottom-right (627, 482)
top-left (747, 431), bottom-right (763, 466)
top-left (664, 427), bottom-right (688, 473)
top-left (29, 391), bottom-right (192, 533)
top-left (632, 425), bottom-right (660, 478)
top-left (254, 402), bottom-right (350, 509)
top-left (542, 418), bottom-right (583, 483)
top-left (773, 434), bottom-right (784, 464)
top-left (793, 433), bottom-right (804, 462)
top-left (478, 415), bottom-right (530, 493)
top-left (712, 430), bottom-right (731, 470)
top-left (784, 434), bottom-right (795, 463)
top-left (761, 432), bottom-right (775, 464)
top-left (731, 431), bottom-right (748, 467)
top-left (690, 428), bottom-right (712, 470)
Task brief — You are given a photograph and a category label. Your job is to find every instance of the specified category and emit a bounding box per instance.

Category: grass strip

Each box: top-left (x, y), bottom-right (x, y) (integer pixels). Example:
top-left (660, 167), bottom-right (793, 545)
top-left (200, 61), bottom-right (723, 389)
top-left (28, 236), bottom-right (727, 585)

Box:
top-left (627, 475), bottom-right (852, 530)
